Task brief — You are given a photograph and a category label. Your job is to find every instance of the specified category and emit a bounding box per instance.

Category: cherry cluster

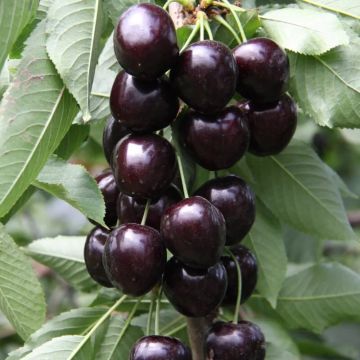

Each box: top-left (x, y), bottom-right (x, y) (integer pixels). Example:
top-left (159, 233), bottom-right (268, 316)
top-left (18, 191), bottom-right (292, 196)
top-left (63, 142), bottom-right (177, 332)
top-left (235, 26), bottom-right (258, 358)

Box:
top-left (84, 2), bottom-right (298, 359)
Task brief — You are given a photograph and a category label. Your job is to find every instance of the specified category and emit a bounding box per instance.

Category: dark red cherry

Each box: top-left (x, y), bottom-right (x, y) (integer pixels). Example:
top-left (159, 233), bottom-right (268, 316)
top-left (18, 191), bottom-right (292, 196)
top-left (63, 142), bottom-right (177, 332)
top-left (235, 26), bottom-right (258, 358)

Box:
top-left (103, 224), bottom-right (166, 296)
top-left (84, 226), bottom-right (113, 287)
top-left (179, 107), bottom-right (249, 170)
top-left (161, 196), bottom-right (226, 268)
top-left (130, 335), bottom-right (192, 360)
top-left (205, 321), bottom-right (266, 360)
top-left (195, 175), bottom-right (255, 245)
top-left (112, 134), bottom-right (177, 199)
top-left (94, 169), bottom-right (119, 227)
top-left (163, 257), bottom-right (227, 317)
top-left (114, 3), bottom-right (178, 80)
top-left (170, 40), bottom-right (237, 114)
top-left (117, 185), bottom-right (182, 231)
top-left (233, 37), bottom-right (289, 104)
top-left (221, 244), bottom-right (258, 305)
top-left (110, 71), bottom-right (179, 133)
top-left (238, 94), bottom-right (297, 156)
top-left (102, 116), bottom-right (129, 165)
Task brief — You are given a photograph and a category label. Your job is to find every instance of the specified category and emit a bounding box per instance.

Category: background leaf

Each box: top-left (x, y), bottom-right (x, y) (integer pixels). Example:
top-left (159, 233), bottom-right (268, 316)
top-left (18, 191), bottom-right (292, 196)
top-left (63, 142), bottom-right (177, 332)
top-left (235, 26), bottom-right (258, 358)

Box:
top-left (299, 0), bottom-right (360, 19)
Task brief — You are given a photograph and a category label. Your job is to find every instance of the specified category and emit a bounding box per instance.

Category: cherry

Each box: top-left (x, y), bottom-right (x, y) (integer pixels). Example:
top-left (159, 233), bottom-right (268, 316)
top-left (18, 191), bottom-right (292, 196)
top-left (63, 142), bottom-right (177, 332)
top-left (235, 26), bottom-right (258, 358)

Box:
top-left (94, 169), bottom-right (119, 228)
top-left (130, 335), bottom-right (192, 360)
top-left (117, 185), bottom-right (182, 231)
top-left (205, 321), bottom-right (266, 360)
top-left (195, 176), bottom-right (255, 245)
top-left (238, 94), bottom-right (297, 156)
top-left (84, 226), bottom-right (113, 287)
top-left (161, 196), bottom-right (226, 268)
top-left (112, 134), bottom-right (177, 199)
top-left (114, 3), bottom-right (178, 80)
top-left (110, 71), bottom-right (179, 133)
top-left (221, 244), bottom-right (258, 305)
top-left (102, 116), bottom-right (129, 165)
top-left (179, 107), bottom-right (249, 170)
top-left (103, 223), bottom-right (166, 296)
top-left (233, 37), bottom-right (289, 104)
top-left (163, 257), bottom-right (227, 317)
top-left (170, 40), bottom-right (237, 114)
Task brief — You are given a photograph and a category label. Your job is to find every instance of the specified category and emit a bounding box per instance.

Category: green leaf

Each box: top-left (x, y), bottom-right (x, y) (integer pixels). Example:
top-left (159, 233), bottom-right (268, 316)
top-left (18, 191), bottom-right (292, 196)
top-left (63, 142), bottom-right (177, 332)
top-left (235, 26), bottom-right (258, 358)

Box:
top-left (262, 8), bottom-right (349, 55)
top-left (103, 0), bottom-right (140, 25)
top-left (33, 155), bottom-right (105, 226)
top-left (0, 0), bottom-right (39, 70)
top-left (299, 0), bottom-right (360, 19)
top-left (289, 35), bottom-right (360, 128)
top-left (0, 224), bottom-right (45, 340)
top-left (246, 141), bottom-right (356, 241)
top-left (0, 21), bottom-right (78, 218)
top-left (25, 236), bottom-right (97, 291)
top-left (276, 263), bottom-right (360, 332)
top-left (243, 202), bottom-right (287, 307)
top-left (46, 0), bottom-right (104, 121)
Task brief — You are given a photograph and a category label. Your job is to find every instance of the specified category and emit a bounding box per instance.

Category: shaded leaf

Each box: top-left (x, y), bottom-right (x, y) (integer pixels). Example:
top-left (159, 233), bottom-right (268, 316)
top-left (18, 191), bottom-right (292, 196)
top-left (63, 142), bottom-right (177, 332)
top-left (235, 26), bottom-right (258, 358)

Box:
top-left (299, 0), bottom-right (360, 19)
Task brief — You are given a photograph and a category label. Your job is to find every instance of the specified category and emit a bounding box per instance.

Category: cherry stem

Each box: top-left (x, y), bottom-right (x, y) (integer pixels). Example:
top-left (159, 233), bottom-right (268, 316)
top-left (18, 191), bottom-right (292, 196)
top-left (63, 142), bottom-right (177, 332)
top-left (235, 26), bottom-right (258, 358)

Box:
top-left (226, 248), bottom-right (242, 324)
top-left (146, 289), bottom-right (157, 336)
top-left (176, 154), bottom-right (189, 198)
top-left (155, 286), bottom-right (162, 336)
top-left (163, 0), bottom-right (172, 9)
top-left (199, 12), bottom-right (205, 41)
top-left (222, 0), bottom-right (247, 42)
top-left (164, 322), bottom-right (187, 336)
top-left (118, 297), bottom-right (143, 341)
top-left (212, 1), bottom-right (246, 13)
top-left (141, 199), bottom-right (151, 226)
top-left (180, 22), bottom-right (201, 52)
top-left (213, 14), bottom-right (241, 44)
top-left (203, 16), bottom-right (214, 40)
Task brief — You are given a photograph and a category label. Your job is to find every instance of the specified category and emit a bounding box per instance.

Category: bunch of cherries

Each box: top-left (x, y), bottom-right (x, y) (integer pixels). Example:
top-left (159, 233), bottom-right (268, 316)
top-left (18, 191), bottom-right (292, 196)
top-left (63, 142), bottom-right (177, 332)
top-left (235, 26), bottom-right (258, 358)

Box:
top-left (84, 2), bottom-right (297, 359)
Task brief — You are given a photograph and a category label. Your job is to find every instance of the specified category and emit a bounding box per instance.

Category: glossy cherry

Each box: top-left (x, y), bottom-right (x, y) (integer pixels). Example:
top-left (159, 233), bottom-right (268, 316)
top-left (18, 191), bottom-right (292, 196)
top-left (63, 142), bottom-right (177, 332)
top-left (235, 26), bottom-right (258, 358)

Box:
top-left (195, 175), bottom-right (255, 245)
top-left (84, 226), bottom-right (113, 287)
top-left (238, 94), bottom-right (297, 156)
top-left (114, 3), bottom-right (178, 80)
top-left (103, 223), bottom-right (166, 296)
top-left (102, 116), bottom-right (129, 165)
top-left (117, 185), bottom-right (182, 231)
top-left (110, 71), bottom-right (179, 133)
top-left (170, 40), bottom-right (237, 114)
top-left (161, 196), bottom-right (226, 268)
top-left (130, 336), bottom-right (192, 360)
top-left (163, 257), bottom-right (227, 317)
top-left (221, 244), bottom-right (258, 305)
top-left (112, 134), bottom-right (177, 199)
top-left (179, 107), bottom-right (249, 170)
top-left (205, 321), bottom-right (266, 360)
top-left (233, 37), bottom-right (289, 104)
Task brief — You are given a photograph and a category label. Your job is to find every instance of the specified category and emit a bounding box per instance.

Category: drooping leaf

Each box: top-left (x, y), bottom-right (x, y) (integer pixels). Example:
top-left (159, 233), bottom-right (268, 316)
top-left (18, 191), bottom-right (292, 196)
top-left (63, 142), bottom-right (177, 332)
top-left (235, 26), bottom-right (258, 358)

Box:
top-left (299, 0), bottom-right (360, 19)
top-left (0, 21), bottom-right (78, 218)
top-left (0, 224), bottom-right (45, 340)
top-left (262, 8), bottom-right (349, 55)
top-left (46, 0), bottom-right (104, 121)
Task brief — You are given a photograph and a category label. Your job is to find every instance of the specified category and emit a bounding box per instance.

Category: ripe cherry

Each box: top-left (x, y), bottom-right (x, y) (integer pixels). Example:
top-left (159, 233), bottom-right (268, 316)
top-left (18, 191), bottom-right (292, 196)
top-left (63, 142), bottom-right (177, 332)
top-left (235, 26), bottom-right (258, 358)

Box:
top-left (233, 37), bottom-right (289, 104)
top-left (130, 336), bottom-right (192, 360)
top-left (238, 94), bottom-right (297, 156)
top-left (112, 134), bottom-right (177, 199)
top-left (163, 257), bottom-right (227, 317)
top-left (110, 71), bottom-right (179, 133)
top-left (161, 196), bottom-right (226, 269)
top-left (103, 223), bottom-right (166, 296)
top-left (114, 3), bottom-right (178, 80)
top-left (195, 175), bottom-right (255, 245)
top-left (170, 40), bottom-right (237, 114)
top-left (84, 226), bottom-right (113, 287)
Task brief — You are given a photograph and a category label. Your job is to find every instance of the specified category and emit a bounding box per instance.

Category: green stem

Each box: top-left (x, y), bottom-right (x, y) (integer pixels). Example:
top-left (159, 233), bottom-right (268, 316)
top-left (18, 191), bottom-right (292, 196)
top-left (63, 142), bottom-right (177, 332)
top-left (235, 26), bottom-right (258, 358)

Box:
top-left (117, 298), bottom-right (143, 341)
top-left (163, 0), bottom-right (173, 9)
top-left (146, 290), bottom-right (157, 336)
top-left (222, 0), bottom-right (247, 42)
top-left (164, 322), bottom-right (187, 336)
top-left (204, 17), bottom-right (214, 40)
top-left (155, 287), bottom-right (162, 335)
top-left (212, 1), bottom-right (246, 12)
top-left (180, 22), bottom-right (201, 52)
top-left (141, 199), bottom-right (151, 226)
top-left (199, 12), bottom-right (205, 41)
top-left (160, 316), bottom-right (184, 334)
top-left (213, 14), bottom-right (241, 44)
top-left (176, 154), bottom-right (189, 198)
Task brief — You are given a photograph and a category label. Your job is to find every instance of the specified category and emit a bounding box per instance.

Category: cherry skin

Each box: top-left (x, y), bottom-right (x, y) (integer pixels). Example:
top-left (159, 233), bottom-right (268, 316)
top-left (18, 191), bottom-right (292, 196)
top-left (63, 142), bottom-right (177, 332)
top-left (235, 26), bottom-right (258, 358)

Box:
top-left (130, 336), bottom-right (192, 360)
top-left (170, 40), bottom-right (237, 114)
top-left (84, 226), bottom-right (113, 287)
top-left (221, 244), bottom-right (258, 305)
top-left (117, 185), bottom-right (182, 231)
top-left (112, 134), bottom-right (177, 199)
top-left (114, 3), bottom-right (178, 80)
top-left (205, 321), bottom-right (266, 360)
top-left (110, 71), bottom-right (179, 133)
top-left (195, 175), bottom-right (255, 245)
top-left (161, 196), bottom-right (226, 269)
top-left (233, 37), bottom-right (289, 104)
top-left (238, 94), bottom-right (297, 156)
top-left (179, 107), bottom-right (249, 170)
top-left (163, 257), bottom-right (227, 317)
top-left (102, 116), bottom-right (129, 165)
top-left (103, 223), bottom-right (166, 296)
